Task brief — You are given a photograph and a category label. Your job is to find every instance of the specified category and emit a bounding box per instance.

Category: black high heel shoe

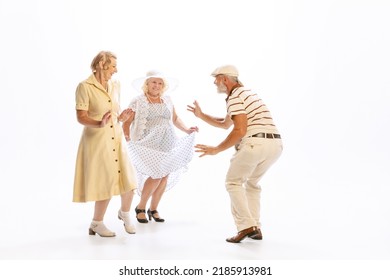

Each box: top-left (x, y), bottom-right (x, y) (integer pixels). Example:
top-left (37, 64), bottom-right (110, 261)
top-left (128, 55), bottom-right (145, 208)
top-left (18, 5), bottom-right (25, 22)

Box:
top-left (147, 209), bottom-right (165, 223)
top-left (135, 206), bottom-right (148, 223)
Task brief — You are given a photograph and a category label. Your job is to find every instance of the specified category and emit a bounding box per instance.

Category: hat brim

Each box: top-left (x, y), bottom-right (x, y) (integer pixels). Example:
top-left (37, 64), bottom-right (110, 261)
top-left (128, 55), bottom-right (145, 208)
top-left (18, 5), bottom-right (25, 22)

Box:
top-left (131, 75), bottom-right (179, 93)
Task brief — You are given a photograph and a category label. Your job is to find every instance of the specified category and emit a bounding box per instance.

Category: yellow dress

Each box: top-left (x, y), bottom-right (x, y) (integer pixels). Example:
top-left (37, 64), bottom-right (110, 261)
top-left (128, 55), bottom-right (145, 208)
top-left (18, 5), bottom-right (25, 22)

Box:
top-left (73, 74), bottom-right (137, 202)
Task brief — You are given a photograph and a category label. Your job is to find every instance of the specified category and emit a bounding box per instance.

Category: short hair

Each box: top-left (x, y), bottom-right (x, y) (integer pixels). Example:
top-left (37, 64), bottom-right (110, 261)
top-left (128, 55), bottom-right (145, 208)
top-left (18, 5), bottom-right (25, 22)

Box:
top-left (224, 75), bottom-right (243, 87)
top-left (90, 51), bottom-right (117, 72)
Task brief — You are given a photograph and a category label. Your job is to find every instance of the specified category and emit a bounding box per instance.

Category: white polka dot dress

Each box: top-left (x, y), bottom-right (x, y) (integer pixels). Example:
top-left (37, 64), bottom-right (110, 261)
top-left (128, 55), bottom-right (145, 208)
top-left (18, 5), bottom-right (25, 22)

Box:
top-left (127, 95), bottom-right (195, 195)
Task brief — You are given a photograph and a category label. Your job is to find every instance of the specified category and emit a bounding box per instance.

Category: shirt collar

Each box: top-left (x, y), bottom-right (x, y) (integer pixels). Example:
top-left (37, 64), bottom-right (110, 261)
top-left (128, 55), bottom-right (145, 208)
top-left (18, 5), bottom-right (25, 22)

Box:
top-left (86, 74), bottom-right (108, 93)
top-left (225, 85), bottom-right (242, 102)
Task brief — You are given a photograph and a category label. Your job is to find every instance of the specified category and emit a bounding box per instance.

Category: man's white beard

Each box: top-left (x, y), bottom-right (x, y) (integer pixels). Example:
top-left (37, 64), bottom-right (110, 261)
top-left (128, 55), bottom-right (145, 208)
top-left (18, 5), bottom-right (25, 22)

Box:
top-left (217, 83), bottom-right (227, 94)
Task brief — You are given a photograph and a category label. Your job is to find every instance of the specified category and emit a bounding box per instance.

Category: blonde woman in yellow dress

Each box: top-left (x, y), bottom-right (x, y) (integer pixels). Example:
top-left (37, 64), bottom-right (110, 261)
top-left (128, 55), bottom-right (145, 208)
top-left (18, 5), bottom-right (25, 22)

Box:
top-left (73, 51), bottom-right (138, 237)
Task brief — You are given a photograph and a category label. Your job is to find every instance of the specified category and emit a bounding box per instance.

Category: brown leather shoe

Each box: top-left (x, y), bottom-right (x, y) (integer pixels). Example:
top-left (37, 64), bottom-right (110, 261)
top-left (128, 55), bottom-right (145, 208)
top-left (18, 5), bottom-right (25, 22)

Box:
top-left (249, 227), bottom-right (262, 240)
top-left (226, 226), bottom-right (258, 243)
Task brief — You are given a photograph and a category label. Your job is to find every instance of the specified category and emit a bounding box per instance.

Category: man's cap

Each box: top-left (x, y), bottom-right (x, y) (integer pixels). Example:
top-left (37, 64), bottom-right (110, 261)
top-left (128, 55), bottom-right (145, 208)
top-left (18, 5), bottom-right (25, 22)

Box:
top-left (211, 65), bottom-right (239, 77)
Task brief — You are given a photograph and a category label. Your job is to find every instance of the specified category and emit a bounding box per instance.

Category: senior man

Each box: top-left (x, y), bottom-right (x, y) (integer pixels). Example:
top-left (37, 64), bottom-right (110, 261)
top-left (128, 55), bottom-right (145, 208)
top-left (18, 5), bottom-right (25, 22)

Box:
top-left (187, 65), bottom-right (283, 243)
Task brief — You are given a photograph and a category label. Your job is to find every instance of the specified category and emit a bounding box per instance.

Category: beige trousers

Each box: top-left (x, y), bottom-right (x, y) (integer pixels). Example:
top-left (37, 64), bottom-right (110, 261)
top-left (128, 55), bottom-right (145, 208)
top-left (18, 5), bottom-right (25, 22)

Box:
top-left (225, 137), bottom-right (283, 232)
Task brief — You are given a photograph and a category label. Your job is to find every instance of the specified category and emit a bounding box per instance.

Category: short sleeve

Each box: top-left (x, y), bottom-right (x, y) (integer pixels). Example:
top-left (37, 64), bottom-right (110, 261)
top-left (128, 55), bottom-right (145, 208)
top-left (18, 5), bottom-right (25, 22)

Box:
top-left (75, 83), bottom-right (89, 110)
top-left (226, 96), bottom-right (245, 116)
top-left (128, 95), bottom-right (144, 111)
top-left (163, 95), bottom-right (172, 106)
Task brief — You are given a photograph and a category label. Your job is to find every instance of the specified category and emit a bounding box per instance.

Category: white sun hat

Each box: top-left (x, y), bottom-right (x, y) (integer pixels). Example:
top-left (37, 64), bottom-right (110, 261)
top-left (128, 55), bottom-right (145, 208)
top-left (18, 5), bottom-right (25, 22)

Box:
top-left (131, 70), bottom-right (179, 93)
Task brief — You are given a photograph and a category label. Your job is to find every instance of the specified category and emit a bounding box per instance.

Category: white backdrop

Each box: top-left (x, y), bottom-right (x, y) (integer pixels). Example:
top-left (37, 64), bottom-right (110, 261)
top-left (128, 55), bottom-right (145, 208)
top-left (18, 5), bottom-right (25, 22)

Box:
top-left (1, 0), bottom-right (390, 278)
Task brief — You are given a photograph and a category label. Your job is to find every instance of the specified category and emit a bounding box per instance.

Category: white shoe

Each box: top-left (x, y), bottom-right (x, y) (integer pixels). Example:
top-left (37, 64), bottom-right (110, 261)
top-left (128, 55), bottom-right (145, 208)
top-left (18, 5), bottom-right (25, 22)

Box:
top-left (89, 221), bottom-right (116, 237)
top-left (118, 210), bottom-right (136, 234)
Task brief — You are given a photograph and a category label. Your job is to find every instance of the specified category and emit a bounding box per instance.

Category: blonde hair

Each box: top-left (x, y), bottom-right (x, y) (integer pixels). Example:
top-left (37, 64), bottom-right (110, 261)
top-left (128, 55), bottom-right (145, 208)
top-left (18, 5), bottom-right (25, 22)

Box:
top-left (90, 51), bottom-right (117, 72)
top-left (142, 77), bottom-right (169, 96)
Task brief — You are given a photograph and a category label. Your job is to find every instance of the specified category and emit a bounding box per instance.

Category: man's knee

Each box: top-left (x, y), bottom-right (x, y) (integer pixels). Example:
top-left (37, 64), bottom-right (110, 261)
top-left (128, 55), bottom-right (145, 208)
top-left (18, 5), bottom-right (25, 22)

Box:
top-left (225, 181), bottom-right (243, 192)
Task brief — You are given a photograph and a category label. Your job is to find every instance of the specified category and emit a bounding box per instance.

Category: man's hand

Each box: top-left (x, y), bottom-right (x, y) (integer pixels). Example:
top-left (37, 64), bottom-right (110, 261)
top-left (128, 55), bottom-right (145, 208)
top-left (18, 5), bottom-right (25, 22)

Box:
top-left (194, 144), bottom-right (219, 157)
top-left (187, 100), bottom-right (203, 118)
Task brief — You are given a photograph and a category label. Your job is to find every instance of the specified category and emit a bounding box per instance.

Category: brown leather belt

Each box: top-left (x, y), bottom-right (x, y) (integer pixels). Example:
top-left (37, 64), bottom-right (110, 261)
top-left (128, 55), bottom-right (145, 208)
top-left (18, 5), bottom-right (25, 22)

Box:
top-left (249, 133), bottom-right (281, 139)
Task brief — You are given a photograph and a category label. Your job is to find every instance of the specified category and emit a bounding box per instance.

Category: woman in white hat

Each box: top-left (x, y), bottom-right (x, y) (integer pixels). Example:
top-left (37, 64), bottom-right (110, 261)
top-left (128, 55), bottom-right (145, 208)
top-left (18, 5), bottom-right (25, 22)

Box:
top-left (123, 70), bottom-right (198, 223)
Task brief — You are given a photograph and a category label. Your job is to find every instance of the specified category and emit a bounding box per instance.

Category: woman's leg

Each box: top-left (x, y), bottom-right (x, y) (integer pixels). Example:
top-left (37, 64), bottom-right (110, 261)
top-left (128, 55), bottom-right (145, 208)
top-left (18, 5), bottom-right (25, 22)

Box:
top-left (149, 176), bottom-right (168, 219)
top-left (93, 199), bottom-right (110, 221)
top-left (90, 199), bottom-right (115, 237)
top-left (136, 177), bottom-right (162, 220)
top-left (120, 190), bottom-right (134, 212)
top-left (119, 190), bottom-right (136, 234)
